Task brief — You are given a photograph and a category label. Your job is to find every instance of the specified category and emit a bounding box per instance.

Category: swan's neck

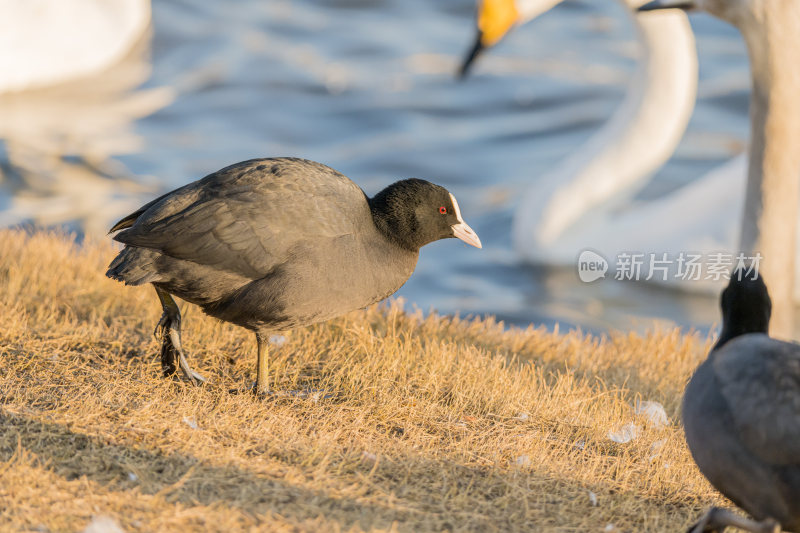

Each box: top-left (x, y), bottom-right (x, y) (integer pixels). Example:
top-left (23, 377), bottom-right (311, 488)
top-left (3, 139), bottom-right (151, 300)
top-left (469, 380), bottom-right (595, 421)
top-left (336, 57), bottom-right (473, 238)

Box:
top-left (514, 2), bottom-right (697, 254)
top-left (738, 3), bottom-right (800, 337)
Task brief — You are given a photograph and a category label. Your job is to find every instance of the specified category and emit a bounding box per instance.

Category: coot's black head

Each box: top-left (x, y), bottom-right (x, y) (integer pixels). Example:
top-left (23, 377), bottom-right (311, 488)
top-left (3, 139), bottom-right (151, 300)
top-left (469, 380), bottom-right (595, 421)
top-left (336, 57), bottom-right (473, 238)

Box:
top-left (369, 179), bottom-right (482, 251)
top-left (715, 268), bottom-right (771, 349)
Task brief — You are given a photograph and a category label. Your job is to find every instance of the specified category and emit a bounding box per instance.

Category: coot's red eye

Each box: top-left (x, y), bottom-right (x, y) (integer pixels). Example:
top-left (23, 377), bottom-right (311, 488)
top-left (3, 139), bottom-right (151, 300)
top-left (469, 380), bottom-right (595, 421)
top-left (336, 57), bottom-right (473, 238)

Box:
top-left (439, 206), bottom-right (447, 214)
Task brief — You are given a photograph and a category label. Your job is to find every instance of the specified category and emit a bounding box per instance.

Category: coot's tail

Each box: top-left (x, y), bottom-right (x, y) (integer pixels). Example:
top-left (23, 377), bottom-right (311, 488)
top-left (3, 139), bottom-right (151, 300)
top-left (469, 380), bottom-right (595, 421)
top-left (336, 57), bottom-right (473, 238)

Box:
top-left (106, 246), bottom-right (160, 286)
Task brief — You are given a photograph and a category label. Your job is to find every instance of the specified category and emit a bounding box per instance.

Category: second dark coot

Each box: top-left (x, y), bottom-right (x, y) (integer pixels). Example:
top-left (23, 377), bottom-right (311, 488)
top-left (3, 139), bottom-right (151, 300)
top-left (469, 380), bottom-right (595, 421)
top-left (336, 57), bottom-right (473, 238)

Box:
top-left (682, 270), bottom-right (800, 532)
top-left (106, 157), bottom-right (482, 394)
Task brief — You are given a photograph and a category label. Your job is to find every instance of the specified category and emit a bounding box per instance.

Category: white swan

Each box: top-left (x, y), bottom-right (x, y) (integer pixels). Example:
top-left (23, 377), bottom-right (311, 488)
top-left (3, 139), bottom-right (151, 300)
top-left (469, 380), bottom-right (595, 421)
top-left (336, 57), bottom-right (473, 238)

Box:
top-left (0, 0), bottom-right (151, 93)
top-left (640, 0), bottom-right (800, 333)
top-left (461, 0), bottom-right (755, 285)
top-left (464, 0), bottom-right (800, 335)
top-left (0, 0), bottom-right (172, 236)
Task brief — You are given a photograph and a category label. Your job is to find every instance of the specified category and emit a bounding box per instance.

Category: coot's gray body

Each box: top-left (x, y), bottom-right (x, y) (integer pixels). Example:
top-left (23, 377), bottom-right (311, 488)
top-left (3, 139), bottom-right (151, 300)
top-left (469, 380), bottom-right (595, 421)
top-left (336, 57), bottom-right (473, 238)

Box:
top-left (107, 157), bottom-right (481, 393)
top-left (681, 273), bottom-right (800, 533)
top-left (110, 158), bottom-right (417, 330)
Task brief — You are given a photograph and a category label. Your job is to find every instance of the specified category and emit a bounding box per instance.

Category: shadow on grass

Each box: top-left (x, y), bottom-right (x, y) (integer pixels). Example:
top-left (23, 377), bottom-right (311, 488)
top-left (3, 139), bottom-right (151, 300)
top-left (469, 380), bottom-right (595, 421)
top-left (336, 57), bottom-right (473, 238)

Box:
top-left (0, 410), bottom-right (415, 530)
top-left (0, 409), bottom-right (700, 532)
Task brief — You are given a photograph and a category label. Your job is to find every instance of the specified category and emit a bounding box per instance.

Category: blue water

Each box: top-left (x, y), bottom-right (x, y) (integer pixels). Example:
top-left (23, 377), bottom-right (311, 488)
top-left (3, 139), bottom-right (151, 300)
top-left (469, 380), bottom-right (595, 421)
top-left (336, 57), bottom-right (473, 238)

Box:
top-left (0, 0), bottom-right (751, 334)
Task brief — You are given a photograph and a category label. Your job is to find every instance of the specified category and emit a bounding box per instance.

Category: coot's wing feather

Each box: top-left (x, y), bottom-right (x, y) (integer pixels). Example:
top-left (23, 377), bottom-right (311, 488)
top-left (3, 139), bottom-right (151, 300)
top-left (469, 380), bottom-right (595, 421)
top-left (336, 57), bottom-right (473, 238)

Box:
top-left (113, 158), bottom-right (369, 279)
top-left (108, 183), bottom-right (194, 233)
top-left (713, 334), bottom-right (800, 464)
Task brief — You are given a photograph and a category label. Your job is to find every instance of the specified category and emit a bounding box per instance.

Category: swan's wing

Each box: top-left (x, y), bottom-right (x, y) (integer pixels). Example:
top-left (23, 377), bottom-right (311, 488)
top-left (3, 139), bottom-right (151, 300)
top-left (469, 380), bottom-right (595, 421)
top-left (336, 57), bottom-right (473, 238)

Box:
top-left (112, 158), bottom-right (368, 279)
top-left (713, 334), bottom-right (800, 465)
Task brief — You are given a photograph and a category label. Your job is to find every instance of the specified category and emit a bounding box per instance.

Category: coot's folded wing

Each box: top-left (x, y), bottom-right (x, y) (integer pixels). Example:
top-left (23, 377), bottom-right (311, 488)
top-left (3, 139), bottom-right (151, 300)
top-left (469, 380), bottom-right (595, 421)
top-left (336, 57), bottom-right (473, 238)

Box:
top-left (111, 158), bottom-right (369, 279)
top-left (713, 334), bottom-right (800, 465)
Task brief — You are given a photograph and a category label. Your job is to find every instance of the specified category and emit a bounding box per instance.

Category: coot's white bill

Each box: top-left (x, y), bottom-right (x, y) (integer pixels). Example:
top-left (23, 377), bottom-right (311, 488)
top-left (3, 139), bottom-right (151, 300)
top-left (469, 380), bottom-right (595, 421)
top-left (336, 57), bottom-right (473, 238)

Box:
top-left (452, 222), bottom-right (481, 248)
top-left (449, 192), bottom-right (482, 248)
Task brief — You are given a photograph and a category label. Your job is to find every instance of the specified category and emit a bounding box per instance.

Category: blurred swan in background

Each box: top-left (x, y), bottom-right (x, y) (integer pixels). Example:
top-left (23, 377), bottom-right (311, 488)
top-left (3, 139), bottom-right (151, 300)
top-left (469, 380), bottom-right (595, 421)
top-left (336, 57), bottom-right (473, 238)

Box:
top-left (0, 0), bottom-right (151, 93)
top-left (640, 0), bottom-right (800, 337)
top-left (0, 0), bottom-right (173, 235)
top-left (461, 0), bottom-right (758, 290)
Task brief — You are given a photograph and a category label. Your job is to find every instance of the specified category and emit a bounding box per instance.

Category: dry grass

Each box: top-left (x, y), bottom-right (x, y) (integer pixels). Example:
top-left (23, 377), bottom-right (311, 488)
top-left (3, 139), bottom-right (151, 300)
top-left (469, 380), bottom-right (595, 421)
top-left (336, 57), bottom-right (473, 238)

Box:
top-left (0, 230), bottom-right (734, 532)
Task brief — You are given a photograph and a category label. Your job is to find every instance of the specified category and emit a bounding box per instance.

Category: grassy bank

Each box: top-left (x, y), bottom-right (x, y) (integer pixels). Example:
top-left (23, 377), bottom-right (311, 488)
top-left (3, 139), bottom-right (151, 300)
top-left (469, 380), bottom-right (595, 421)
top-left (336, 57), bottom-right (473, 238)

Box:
top-left (0, 230), bottom-right (730, 531)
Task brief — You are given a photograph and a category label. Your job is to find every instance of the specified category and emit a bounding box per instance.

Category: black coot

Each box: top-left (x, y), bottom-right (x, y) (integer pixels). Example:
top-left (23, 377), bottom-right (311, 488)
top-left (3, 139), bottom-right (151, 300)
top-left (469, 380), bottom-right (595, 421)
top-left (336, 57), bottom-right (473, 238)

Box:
top-left (107, 157), bottom-right (481, 394)
top-left (682, 270), bottom-right (800, 532)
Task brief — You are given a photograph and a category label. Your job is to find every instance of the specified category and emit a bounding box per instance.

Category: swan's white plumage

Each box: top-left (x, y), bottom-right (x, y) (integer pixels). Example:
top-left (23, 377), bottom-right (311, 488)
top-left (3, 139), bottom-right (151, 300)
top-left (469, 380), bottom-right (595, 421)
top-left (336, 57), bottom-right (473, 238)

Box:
top-left (0, 0), bottom-right (151, 93)
top-left (502, 0), bottom-right (766, 292)
top-left (506, 0), bottom-right (800, 332)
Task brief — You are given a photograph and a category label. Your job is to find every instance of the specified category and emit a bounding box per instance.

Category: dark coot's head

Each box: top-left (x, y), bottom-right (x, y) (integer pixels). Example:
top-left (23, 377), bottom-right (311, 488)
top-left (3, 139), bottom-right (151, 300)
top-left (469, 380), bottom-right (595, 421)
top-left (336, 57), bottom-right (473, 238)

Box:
top-left (369, 179), bottom-right (482, 251)
top-left (715, 268), bottom-right (771, 349)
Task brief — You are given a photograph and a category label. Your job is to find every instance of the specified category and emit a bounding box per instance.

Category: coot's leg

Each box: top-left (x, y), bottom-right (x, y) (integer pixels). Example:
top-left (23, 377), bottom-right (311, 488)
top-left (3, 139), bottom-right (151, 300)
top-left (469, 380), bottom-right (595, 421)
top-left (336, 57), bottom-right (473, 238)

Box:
top-left (154, 310), bottom-right (177, 377)
top-left (687, 507), bottom-right (780, 533)
top-left (255, 331), bottom-right (270, 395)
top-left (154, 286), bottom-right (206, 385)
